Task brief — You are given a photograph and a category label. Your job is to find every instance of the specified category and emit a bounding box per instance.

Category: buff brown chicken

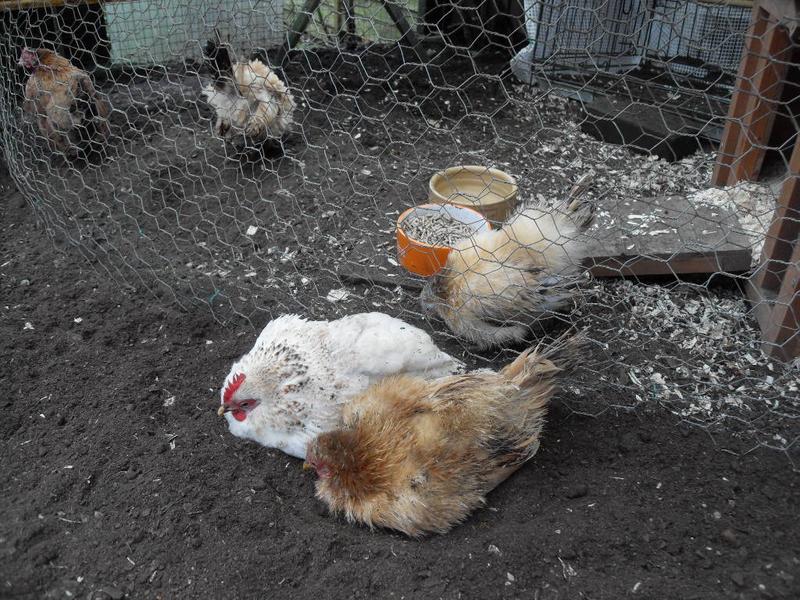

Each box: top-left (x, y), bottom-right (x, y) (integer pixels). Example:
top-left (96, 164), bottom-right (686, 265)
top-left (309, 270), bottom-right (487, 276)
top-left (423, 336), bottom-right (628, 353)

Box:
top-left (19, 47), bottom-right (111, 159)
top-left (420, 176), bottom-right (595, 349)
top-left (304, 331), bottom-right (584, 537)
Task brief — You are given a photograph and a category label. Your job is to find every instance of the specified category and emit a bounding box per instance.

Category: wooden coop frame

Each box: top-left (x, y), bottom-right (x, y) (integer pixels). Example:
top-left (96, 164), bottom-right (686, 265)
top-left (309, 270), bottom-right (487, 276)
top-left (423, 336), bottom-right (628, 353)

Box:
top-left (281, 0), bottom-right (418, 57)
top-left (712, 0), bottom-right (800, 361)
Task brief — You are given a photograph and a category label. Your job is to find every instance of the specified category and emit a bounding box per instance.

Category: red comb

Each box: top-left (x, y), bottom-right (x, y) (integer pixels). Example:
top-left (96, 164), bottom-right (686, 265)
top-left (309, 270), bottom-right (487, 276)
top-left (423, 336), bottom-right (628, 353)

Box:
top-left (223, 373), bottom-right (246, 404)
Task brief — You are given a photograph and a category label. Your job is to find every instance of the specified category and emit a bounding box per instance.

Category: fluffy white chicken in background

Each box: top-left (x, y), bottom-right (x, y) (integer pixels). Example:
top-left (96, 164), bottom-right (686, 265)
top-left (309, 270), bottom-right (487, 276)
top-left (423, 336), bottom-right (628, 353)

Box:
top-left (217, 312), bottom-right (464, 458)
top-left (201, 33), bottom-right (295, 144)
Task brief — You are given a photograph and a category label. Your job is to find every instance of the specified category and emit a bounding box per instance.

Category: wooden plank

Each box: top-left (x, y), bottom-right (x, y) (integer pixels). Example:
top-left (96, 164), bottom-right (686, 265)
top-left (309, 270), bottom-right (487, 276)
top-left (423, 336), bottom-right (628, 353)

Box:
top-left (0, 0), bottom-right (109, 8)
top-left (337, 238), bottom-right (425, 291)
top-left (744, 277), bottom-right (795, 361)
top-left (712, 4), bottom-right (769, 186)
top-left (587, 252), bottom-right (751, 278)
top-left (729, 17), bottom-right (792, 183)
top-left (338, 195), bottom-right (754, 291)
top-left (753, 133), bottom-right (800, 291)
top-left (584, 195), bottom-right (753, 277)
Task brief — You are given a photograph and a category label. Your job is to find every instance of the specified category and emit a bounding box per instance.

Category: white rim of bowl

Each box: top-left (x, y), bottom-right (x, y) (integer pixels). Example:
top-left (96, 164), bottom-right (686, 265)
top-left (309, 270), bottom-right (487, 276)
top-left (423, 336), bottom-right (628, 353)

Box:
top-left (429, 166), bottom-right (518, 204)
top-left (398, 203), bottom-right (489, 248)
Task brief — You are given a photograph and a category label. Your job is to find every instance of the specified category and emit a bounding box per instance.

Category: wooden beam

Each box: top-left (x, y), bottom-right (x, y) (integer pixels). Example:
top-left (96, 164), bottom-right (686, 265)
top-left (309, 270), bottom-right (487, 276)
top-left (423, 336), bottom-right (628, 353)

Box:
top-left (747, 132), bottom-right (800, 362)
top-left (703, 0), bottom-right (754, 6)
top-left (582, 194), bottom-right (754, 277)
top-left (712, 4), bottom-right (769, 187)
top-left (282, 0), bottom-right (324, 53)
top-left (729, 17), bottom-right (792, 183)
top-left (0, 0), bottom-right (108, 8)
top-left (761, 237), bottom-right (800, 360)
top-left (380, 0), bottom-right (419, 46)
top-left (586, 251), bottom-right (752, 278)
top-left (340, 0), bottom-right (356, 44)
top-left (746, 276), bottom-right (775, 341)
top-left (753, 133), bottom-right (800, 291)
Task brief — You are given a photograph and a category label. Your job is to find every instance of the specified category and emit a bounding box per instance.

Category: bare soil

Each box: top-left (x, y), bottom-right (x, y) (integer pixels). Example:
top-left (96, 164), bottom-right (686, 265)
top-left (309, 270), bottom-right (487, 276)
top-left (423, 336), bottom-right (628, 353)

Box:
top-left (1, 46), bottom-right (798, 600)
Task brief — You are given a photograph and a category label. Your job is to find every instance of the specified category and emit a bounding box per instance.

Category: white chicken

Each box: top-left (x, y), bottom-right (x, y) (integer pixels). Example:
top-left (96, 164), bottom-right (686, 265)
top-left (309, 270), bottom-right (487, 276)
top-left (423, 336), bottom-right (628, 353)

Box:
top-left (201, 34), bottom-right (295, 144)
top-left (217, 312), bottom-right (464, 458)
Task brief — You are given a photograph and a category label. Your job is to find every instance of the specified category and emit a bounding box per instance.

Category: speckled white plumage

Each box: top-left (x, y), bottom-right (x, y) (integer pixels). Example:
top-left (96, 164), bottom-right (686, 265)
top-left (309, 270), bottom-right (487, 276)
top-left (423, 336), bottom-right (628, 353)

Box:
top-left (201, 57), bottom-right (295, 141)
top-left (220, 312), bottom-right (464, 458)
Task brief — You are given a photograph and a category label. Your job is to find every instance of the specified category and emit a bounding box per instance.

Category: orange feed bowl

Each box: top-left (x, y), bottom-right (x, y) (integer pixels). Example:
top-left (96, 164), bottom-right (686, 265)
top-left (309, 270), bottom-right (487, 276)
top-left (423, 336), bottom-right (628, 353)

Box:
top-left (428, 165), bottom-right (518, 224)
top-left (396, 203), bottom-right (491, 277)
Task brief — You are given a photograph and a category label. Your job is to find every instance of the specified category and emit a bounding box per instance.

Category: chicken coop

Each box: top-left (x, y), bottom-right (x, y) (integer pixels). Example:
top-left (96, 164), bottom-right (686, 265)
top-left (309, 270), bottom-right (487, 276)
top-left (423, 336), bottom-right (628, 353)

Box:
top-left (4, 0), bottom-right (800, 596)
top-left (1, 0), bottom-right (799, 451)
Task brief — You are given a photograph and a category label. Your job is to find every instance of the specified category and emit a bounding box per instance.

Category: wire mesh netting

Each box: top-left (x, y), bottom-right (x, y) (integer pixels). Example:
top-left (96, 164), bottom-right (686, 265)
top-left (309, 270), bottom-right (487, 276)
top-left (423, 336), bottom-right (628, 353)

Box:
top-left (1, 0), bottom-right (798, 461)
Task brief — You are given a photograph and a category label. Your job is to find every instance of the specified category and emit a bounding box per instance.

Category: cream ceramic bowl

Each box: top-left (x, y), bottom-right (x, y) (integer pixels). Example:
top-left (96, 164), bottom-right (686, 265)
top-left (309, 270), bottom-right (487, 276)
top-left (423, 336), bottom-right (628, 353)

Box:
top-left (428, 165), bottom-right (518, 224)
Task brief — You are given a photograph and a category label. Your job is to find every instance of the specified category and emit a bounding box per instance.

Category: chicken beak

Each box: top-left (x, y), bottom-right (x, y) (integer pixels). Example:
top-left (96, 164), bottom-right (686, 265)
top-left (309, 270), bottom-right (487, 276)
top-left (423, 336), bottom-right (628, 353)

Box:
top-left (217, 405), bottom-right (226, 417)
top-left (302, 462), bottom-right (312, 471)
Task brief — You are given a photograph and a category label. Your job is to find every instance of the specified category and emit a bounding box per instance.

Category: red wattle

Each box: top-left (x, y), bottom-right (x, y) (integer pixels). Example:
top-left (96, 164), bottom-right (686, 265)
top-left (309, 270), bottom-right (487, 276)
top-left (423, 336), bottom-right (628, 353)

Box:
top-left (232, 409), bottom-right (246, 422)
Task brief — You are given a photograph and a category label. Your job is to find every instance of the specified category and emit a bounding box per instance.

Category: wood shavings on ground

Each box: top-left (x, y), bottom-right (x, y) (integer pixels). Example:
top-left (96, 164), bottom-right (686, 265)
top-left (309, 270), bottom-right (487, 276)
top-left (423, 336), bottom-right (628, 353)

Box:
top-left (326, 288), bottom-right (350, 303)
top-left (574, 279), bottom-right (800, 444)
top-left (689, 183), bottom-right (776, 265)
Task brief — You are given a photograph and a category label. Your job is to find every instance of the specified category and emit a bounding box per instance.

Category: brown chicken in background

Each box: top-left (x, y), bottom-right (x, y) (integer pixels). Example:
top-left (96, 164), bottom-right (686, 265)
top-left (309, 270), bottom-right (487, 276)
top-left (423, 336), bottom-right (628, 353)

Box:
top-left (305, 331), bottom-right (584, 537)
top-left (19, 47), bottom-right (111, 159)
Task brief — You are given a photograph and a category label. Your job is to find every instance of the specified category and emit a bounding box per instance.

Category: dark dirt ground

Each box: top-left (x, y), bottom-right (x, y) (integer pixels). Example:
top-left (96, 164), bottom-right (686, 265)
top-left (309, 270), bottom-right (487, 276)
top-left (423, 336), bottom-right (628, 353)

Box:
top-left (2, 165), bottom-right (800, 600)
top-left (2, 45), bottom-right (799, 600)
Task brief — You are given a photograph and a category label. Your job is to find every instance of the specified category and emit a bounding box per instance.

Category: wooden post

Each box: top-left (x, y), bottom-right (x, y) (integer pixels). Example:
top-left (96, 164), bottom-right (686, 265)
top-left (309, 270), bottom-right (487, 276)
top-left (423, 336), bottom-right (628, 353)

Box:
top-left (747, 132), bottom-right (800, 362)
top-left (753, 135), bottom-right (800, 291)
top-left (380, 0), bottom-right (419, 46)
top-left (718, 3), bottom-right (800, 361)
top-left (344, 0), bottom-right (356, 43)
top-left (763, 239), bottom-right (800, 360)
top-left (281, 0), bottom-right (417, 60)
top-left (729, 18), bottom-right (792, 183)
top-left (282, 0), bottom-right (324, 55)
top-left (711, 4), bottom-right (769, 187)
top-left (712, 4), bottom-right (769, 187)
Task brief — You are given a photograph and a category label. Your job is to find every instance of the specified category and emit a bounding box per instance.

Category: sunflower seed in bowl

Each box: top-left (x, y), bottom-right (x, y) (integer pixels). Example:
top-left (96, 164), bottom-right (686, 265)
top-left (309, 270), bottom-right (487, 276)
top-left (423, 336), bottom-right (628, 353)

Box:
top-left (401, 213), bottom-right (475, 247)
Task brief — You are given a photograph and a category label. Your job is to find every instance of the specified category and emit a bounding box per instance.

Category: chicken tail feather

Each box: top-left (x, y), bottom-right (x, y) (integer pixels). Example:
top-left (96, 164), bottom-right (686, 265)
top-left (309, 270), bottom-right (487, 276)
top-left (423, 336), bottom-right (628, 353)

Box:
top-left (74, 77), bottom-right (99, 120)
top-left (203, 30), bottom-right (234, 87)
top-left (501, 329), bottom-right (587, 387)
top-left (73, 76), bottom-right (110, 153)
top-left (482, 330), bottom-right (587, 482)
top-left (561, 172), bottom-right (596, 231)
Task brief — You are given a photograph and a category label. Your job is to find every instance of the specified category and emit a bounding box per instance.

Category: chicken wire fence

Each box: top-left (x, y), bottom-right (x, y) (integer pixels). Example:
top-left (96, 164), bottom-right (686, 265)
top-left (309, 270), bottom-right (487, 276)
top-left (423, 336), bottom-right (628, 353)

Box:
top-left (1, 0), bottom-right (798, 460)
